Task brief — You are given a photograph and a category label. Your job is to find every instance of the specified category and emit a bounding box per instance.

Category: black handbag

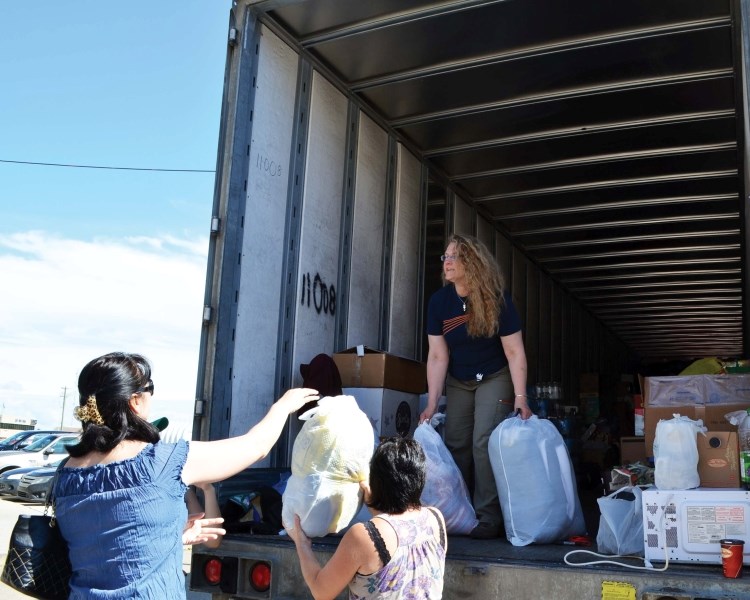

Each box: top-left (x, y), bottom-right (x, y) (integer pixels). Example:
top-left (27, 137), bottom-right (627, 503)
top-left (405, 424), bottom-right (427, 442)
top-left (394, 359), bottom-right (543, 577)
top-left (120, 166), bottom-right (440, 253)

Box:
top-left (1, 460), bottom-right (71, 599)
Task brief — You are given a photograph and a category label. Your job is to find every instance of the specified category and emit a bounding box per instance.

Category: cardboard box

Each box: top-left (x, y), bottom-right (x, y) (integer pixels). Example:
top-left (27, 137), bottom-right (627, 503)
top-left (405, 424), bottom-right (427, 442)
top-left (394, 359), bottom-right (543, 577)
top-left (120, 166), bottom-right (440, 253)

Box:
top-left (345, 387), bottom-right (419, 439)
top-left (333, 346), bottom-right (426, 394)
top-left (620, 436), bottom-right (647, 464)
top-left (697, 431), bottom-right (740, 488)
top-left (642, 375), bottom-right (750, 456)
top-left (644, 375), bottom-right (704, 407)
top-left (645, 374), bottom-right (750, 407)
top-left (644, 403), bottom-right (749, 457)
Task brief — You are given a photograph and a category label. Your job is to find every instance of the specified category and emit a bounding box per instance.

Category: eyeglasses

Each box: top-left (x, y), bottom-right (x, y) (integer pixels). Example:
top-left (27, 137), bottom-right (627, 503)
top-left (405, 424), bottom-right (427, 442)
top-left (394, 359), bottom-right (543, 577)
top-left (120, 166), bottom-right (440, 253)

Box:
top-left (140, 380), bottom-right (155, 395)
top-left (440, 254), bottom-right (459, 262)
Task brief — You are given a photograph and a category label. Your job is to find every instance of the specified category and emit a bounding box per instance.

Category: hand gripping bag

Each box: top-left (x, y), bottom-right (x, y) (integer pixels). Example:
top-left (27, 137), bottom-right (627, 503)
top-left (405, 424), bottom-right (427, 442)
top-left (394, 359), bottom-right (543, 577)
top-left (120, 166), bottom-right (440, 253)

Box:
top-left (413, 422), bottom-right (478, 535)
top-left (282, 395), bottom-right (374, 537)
top-left (489, 415), bottom-right (586, 546)
top-left (653, 413), bottom-right (706, 490)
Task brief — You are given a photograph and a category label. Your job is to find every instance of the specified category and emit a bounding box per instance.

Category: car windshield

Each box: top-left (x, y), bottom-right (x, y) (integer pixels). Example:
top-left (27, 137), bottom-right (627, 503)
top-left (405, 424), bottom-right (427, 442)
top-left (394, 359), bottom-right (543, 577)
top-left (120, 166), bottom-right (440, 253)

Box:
top-left (16, 433), bottom-right (51, 449)
top-left (21, 435), bottom-right (58, 452)
top-left (0, 431), bottom-right (31, 445)
top-left (49, 437), bottom-right (75, 453)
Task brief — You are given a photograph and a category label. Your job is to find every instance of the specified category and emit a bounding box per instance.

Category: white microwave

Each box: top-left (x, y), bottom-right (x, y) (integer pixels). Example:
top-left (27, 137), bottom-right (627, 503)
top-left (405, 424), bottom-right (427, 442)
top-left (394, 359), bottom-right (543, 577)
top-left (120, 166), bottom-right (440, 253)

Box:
top-left (643, 488), bottom-right (750, 565)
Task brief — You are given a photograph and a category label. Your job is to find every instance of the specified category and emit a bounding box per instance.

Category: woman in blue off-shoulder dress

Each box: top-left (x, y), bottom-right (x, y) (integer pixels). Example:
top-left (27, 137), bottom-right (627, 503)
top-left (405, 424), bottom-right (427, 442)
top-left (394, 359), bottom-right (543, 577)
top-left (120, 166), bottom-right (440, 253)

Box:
top-left (54, 352), bottom-right (318, 599)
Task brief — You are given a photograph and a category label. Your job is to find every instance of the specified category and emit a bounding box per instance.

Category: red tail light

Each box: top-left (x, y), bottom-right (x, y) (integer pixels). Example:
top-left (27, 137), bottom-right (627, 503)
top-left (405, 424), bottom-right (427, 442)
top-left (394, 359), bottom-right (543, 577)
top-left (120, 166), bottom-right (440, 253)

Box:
top-left (250, 562), bottom-right (271, 592)
top-left (204, 558), bottom-right (222, 585)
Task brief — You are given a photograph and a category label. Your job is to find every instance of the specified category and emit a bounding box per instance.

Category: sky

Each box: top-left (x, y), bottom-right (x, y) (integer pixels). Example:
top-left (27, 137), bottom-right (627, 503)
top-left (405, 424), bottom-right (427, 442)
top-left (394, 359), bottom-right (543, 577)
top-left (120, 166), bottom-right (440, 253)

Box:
top-left (0, 2), bottom-right (231, 437)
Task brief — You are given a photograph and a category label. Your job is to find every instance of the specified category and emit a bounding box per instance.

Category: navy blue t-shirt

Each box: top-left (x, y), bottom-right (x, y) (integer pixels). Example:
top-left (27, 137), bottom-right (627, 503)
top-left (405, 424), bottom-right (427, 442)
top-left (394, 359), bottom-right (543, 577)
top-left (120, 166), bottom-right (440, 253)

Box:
top-left (426, 285), bottom-right (522, 381)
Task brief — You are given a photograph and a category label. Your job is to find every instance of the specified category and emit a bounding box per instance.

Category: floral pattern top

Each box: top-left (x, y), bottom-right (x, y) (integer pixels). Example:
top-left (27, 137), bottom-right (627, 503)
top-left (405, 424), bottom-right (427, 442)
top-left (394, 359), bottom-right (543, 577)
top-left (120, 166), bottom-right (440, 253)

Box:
top-left (349, 508), bottom-right (446, 600)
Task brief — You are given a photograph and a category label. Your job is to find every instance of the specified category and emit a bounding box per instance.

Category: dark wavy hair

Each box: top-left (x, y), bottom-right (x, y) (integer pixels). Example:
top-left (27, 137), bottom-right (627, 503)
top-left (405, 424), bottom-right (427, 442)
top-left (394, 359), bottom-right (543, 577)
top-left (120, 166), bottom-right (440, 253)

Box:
top-left (66, 352), bottom-right (161, 458)
top-left (366, 437), bottom-right (426, 514)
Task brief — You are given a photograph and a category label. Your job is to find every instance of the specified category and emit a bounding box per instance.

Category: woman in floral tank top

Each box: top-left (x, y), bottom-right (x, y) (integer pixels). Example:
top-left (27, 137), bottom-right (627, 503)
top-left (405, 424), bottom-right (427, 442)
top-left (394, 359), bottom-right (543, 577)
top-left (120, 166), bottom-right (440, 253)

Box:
top-left (288, 437), bottom-right (447, 599)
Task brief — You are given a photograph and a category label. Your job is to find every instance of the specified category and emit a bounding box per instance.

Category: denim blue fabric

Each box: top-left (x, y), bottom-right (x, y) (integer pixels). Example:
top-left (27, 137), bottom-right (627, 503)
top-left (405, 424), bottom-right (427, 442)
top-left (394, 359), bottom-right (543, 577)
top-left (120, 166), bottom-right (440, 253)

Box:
top-left (55, 441), bottom-right (189, 599)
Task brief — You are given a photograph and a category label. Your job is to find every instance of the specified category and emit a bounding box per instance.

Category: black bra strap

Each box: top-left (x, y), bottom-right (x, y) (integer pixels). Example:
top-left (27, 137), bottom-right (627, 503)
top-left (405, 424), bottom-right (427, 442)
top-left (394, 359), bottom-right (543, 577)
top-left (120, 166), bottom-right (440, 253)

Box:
top-left (364, 520), bottom-right (391, 566)
top-left (427, 507), bottom-right (446, 550)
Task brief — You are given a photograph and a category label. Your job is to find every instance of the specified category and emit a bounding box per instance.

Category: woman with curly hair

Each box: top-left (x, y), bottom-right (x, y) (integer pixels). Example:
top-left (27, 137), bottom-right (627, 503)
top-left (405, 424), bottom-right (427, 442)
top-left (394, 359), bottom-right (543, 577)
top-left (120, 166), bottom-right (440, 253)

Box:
top-left (419, 234), bottom-right (532, 540)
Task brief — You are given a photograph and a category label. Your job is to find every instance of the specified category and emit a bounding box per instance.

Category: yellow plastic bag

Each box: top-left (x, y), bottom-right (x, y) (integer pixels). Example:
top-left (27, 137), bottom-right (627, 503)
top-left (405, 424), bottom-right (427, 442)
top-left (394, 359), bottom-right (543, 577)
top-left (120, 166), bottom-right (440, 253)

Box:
top-left (282, 395), bottom-right (374, 537)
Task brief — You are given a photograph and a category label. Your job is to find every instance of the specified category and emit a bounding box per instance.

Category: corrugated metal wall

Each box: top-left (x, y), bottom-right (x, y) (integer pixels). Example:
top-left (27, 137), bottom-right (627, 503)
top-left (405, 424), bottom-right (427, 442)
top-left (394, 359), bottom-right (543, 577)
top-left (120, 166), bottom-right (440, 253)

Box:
top-left (202, 16), bottom-right (634, 448)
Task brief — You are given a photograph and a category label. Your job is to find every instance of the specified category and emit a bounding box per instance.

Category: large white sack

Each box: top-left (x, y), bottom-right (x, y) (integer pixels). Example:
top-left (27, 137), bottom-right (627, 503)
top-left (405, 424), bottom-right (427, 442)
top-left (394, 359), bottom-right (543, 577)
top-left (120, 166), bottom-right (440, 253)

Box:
top-left (489, 415), bottom-right (586, 546)
top-left (413, 422), bottom-right (478, 535)
top-left (282, 395), bottom-right (374, 537)
top-left (654, 413), bottom-right (706, 490)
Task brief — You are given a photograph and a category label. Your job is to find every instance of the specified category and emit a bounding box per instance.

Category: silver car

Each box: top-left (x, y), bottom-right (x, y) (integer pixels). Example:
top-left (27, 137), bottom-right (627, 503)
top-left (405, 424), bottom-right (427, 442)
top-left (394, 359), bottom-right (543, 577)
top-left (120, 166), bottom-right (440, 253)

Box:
top-left (0, 465), bottom-right (48, 497)
top-left (16, 464), bottom-right (60, 503)
top-left (0, 430), bottom-right (66, 452)
top-left (0, 433), bottom-right (78, 475)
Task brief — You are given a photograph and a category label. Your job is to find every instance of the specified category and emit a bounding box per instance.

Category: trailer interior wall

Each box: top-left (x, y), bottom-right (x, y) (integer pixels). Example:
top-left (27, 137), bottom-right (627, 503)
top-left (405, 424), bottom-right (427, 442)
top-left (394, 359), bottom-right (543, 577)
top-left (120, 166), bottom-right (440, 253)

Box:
top-left (197, 8), bottom-right (635, 445)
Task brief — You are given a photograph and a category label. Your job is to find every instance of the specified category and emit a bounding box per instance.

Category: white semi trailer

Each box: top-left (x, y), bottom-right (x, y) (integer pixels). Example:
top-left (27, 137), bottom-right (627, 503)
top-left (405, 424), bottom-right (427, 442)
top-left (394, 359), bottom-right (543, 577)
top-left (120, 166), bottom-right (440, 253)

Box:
top-left (189, 1), bottom-right (750, 598)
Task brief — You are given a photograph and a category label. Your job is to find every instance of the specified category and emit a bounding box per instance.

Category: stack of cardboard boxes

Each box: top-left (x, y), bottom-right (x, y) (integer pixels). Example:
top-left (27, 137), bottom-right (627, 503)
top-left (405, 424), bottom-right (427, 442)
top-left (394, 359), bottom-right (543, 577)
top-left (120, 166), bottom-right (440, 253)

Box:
top-left (643, 374), bottom-right (750, 488)
top-left (333, 346), bottom-right (426, 440)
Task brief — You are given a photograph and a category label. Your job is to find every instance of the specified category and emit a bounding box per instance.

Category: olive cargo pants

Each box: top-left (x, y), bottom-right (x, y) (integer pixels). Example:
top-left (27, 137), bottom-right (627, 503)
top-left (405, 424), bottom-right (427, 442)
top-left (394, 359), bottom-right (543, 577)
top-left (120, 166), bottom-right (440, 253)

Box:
top-left (443, 367), bottom-right (513, 528)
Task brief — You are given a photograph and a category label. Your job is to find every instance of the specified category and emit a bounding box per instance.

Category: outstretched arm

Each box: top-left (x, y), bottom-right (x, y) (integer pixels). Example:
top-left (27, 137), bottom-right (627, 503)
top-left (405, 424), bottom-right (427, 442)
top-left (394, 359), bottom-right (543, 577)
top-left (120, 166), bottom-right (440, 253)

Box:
top-left (287, 515), bottom-right (369, 600)
top-left (182, 387), bottom-right (319, 485)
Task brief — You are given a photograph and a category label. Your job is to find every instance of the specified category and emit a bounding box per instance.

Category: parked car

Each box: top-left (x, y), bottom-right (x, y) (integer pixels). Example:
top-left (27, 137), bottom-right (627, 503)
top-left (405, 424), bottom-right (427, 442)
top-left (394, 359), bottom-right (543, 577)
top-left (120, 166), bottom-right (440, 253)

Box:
top-left (0, 433), bottom-right (78, 474)
top-left (0, 462), bottom-right (62, 497)
top-left (0, 430), bottom-right (66, 452)
top-left (16, 463), bottom-right (61, 503)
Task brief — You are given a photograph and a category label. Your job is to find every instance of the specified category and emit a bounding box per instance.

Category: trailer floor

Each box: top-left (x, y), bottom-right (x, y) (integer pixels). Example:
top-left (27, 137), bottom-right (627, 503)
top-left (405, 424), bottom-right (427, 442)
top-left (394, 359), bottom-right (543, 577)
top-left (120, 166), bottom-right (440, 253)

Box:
top-left (213, 477), bottom-right (750, 596)
top-left (303, 533), bottom-right (714, 573)
top-left (225, 534), bottom-right (750, 599)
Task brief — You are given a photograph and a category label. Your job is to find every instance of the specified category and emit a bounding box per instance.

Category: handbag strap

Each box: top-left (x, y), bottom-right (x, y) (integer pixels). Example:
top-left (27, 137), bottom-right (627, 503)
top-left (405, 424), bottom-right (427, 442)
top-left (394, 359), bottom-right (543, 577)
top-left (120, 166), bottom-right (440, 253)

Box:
top-left (44, 457), bottom-right (70, 520)
top-left (427, 507), bottom-right (446, 550)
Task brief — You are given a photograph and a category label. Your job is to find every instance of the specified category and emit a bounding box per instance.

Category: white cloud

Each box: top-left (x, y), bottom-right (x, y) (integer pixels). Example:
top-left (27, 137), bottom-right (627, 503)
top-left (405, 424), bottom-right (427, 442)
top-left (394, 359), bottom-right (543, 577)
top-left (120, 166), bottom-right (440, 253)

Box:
top-left (0, 231), bottom-right (208, 436)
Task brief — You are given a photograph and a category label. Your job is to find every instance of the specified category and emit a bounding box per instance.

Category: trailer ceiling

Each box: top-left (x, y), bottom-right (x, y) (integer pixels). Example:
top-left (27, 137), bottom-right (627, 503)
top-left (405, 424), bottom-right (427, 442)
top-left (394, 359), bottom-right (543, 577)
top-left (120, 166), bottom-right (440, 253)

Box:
top-left (250, 0), bottom-right (748, 364)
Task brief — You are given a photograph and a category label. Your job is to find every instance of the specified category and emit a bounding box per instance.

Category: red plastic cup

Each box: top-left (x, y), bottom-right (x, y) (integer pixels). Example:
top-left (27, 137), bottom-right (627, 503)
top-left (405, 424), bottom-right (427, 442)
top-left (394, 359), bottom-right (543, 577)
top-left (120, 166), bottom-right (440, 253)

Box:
top-left (720, 539), bottom-right (745, 578)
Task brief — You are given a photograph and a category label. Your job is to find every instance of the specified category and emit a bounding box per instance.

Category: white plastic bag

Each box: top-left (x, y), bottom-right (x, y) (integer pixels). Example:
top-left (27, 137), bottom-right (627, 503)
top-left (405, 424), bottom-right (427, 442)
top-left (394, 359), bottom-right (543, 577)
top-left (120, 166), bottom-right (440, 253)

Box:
top-left (726, 409), bottom-right (750, 488)
top-left (596, 486), bottom-right (644, 556)
top-left (653, 413), bottom-right (706, 490)
top-left (413, 422), bottom-right (478, 535)
top-left (282, 395), bottom-right (374, 537)
top-left (489, 415), bottom-right (586, 546)
top-left (726, 409), bottom-right (750, 449)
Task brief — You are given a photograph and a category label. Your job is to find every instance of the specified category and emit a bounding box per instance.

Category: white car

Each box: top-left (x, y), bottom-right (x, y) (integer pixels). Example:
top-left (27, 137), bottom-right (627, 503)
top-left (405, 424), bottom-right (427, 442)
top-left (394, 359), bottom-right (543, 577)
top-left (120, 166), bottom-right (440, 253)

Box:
top-left (0, 433), bottom-right (78, 474)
